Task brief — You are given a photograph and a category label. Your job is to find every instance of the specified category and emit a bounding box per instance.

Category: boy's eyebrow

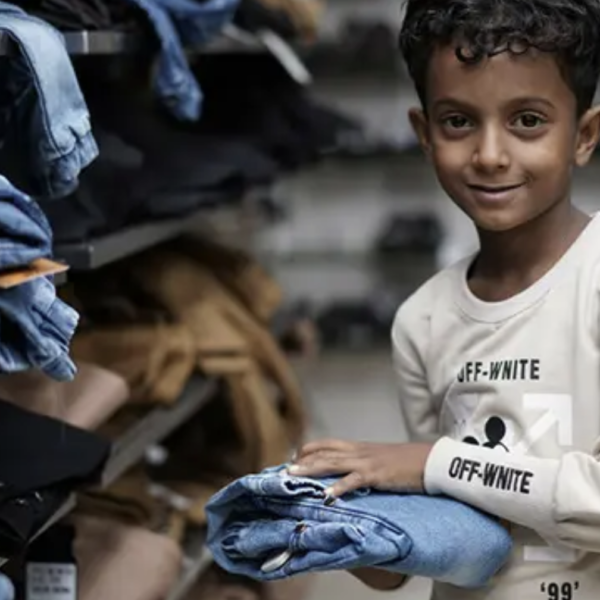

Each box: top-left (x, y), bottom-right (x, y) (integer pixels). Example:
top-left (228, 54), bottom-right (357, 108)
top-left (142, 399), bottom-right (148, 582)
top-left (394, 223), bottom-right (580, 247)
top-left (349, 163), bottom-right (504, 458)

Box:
top-left (431, 96), bottom-right (556, 111)
top-left (505, 96), bottom-right (556, 110)
top-left (431, 98), bottom-right (477, 111)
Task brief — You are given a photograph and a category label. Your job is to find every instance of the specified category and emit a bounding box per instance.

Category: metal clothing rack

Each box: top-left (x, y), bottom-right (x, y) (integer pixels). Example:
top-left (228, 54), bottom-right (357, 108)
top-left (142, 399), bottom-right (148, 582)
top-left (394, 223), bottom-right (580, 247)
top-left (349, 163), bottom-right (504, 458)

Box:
top-left (39, 191), bottom-right (274, 591)
top-left (0, 24), bottom-right (282, 56)
top-left (20, 163), bottom-right (288, 599)
top-left (0, 11), bottom-right (401, 595)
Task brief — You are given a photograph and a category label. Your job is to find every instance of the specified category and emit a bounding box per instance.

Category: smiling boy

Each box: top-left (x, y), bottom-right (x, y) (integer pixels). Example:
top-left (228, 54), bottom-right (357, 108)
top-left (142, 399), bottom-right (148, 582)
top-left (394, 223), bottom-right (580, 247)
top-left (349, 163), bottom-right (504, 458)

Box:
top-left (288, 0), bottom-right (600, 598)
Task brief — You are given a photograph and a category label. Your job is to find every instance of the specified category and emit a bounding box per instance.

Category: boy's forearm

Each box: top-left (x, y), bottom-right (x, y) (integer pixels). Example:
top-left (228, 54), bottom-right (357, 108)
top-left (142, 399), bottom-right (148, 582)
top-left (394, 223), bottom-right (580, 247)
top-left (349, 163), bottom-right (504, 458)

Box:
top-left (348, 568), bottom-right (407, 590)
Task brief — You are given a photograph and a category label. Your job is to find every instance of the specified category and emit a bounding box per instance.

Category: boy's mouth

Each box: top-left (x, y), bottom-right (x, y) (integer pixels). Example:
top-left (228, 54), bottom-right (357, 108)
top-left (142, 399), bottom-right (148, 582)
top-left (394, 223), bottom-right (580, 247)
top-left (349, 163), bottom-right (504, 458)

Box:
top-left (467, 183), bottom-right (525, 202)
top-left (468, 183), bottom-right (524, 193)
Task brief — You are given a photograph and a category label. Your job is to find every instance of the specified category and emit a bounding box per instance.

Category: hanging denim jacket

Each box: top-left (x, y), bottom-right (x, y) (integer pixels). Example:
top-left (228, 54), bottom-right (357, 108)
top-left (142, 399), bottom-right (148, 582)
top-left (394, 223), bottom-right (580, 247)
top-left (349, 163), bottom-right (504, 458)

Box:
top-left (0, 175), bottom-right (78, 380)
top-left (123, 0), bottom-right (239, 121)
top-left (206, 466), bottom-right (512, 589)
top-left (0, 2), bottom-right (98, 199)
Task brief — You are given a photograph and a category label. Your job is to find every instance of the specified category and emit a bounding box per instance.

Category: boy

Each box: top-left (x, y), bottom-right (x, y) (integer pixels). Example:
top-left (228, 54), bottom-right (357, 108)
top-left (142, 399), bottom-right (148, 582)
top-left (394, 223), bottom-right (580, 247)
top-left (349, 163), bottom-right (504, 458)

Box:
top-left (287, 0), bottom-right (600, 597)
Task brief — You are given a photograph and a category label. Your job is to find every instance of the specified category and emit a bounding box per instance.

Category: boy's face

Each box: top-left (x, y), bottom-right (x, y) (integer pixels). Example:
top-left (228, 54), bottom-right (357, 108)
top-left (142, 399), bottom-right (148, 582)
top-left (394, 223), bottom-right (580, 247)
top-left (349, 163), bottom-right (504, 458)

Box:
top-left (410, 45), bottom-right (600, 232)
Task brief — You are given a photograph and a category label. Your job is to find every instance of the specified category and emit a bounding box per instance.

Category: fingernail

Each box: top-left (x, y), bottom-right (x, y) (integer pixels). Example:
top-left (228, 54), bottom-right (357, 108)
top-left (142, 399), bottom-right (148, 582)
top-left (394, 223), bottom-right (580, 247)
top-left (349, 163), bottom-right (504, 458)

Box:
top-left (324, 488), bottom-right (337, 505)
top-left (288, 465), bottom-right (300, 473)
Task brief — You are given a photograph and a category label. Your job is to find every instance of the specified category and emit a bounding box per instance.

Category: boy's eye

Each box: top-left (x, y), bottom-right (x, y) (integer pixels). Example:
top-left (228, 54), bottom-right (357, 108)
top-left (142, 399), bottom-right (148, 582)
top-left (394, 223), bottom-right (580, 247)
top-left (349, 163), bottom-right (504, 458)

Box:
top-left (513, 113), bottom-right (546, 129)
top-left (442, 115), bottom-right (472, 129)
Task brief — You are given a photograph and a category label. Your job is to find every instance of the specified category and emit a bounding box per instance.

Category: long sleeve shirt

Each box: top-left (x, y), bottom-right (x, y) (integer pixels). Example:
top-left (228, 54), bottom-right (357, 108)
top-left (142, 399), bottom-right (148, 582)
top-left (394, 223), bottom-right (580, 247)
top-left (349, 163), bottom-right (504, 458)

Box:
top-left (392, 213), bottom-right (600, 599)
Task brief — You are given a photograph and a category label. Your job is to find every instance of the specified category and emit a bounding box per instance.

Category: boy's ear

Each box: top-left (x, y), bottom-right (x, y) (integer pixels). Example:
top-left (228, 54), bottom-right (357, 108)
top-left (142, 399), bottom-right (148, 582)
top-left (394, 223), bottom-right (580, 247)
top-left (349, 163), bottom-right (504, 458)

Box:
top-left (575, 105), bottom-right (600, 167)
top-left (409, 107), bottom-right (432, 158)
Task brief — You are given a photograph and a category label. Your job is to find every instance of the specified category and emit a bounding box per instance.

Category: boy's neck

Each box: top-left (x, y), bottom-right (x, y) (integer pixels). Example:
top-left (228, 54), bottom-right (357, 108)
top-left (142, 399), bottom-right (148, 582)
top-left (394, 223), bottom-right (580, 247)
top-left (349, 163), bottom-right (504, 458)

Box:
top-left (469, 202), bottom-right (590, 301)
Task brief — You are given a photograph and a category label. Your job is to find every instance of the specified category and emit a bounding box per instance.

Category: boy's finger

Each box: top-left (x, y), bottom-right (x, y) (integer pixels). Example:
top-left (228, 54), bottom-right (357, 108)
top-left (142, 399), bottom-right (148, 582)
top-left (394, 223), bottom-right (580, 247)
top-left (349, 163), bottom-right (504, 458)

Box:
top-left (293, 450), bottom-right (344, 467)
top-left (328, 471), bottom-right (369, 498)
top-left (287, 457), bottom-right (354, 477)
top-left (297, 439), bottom-right (355, 458)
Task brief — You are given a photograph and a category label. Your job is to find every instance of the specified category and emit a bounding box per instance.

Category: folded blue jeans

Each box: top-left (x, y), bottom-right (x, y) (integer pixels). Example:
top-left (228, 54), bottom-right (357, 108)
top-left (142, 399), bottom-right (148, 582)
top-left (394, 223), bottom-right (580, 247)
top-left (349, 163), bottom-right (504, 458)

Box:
top-left (206, 466), bottom-right (512, 589)
top-left (0, 1), bottom-right (98, 199)
top-left (123, 0), bottom-right (238, 121)
top-left (0, 175), bottom-right (78, 380)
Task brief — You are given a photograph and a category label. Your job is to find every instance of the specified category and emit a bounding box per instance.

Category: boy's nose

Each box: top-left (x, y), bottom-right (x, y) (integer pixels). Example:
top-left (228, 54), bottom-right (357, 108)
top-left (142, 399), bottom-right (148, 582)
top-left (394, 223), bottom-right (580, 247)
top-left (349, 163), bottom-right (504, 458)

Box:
top-left (472, 126), bottom-right (510, 172)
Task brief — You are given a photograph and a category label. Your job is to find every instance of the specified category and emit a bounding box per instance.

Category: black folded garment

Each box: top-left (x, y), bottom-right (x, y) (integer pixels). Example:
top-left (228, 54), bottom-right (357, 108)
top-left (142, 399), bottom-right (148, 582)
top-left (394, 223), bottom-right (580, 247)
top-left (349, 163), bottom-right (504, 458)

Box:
top-left (12, 0), bottom-right (143, 31)
top-left (43, 127), bottom-right (221, 243)
top-left (44, 103), bottom-right (278, 243)
top-left (189, 54), bottom-right (374, 167)
top-left (81, 77), bottom-right (279, 197)
top-left (0, 399), bottom-right (109, 558)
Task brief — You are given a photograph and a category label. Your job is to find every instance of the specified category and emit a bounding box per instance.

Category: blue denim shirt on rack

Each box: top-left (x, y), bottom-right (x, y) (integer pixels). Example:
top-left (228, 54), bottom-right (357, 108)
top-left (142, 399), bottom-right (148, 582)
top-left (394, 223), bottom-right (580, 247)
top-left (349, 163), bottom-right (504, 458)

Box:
top-left (0, 2), bottom-right (98, 199)
top-left (123, 0), bottom-right (239, 121)
top-left (206, 466), bottom-right (512, 589)
top-left (0, 175), bottom-right (78, 380)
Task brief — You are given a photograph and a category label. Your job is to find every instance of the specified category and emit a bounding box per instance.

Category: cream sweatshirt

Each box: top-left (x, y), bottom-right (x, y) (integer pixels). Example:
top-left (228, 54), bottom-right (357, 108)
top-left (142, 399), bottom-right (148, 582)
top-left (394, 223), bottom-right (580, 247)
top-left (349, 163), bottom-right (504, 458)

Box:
top-left (392, 213), bottom-right (600, 600)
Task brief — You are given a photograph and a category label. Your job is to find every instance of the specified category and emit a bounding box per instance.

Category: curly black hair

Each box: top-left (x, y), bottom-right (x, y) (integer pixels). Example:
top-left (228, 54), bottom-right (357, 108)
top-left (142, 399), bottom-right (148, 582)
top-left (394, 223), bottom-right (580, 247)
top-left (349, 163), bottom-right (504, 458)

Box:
top-left (399, 0), bottom-right (600, 115)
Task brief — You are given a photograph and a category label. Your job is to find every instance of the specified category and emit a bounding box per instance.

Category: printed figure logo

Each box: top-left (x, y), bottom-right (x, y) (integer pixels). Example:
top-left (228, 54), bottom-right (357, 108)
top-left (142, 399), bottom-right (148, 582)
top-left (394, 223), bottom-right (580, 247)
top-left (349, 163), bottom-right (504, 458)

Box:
top-left (462, 416), bottom-right (509, 451)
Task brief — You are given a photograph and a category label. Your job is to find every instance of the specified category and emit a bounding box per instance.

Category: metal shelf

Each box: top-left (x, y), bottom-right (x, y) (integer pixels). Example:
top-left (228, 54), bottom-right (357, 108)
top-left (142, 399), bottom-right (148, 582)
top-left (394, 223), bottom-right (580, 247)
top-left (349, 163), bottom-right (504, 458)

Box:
top-left (52, 190), bottom-right (272, 271)
top-left (0, 25), bottom-right (406, 59)
top-left (33, 495), bottom-right (78, 539)
top-left (0, 29), bottom-right (267, 57)
top-left (62, 27), bottom-right (272, 56)
top-left (53, 207), bottom-right (220, 270)
top-left (63, 29), bottom-right (260, 56)
top-left (203, 28), bottom-right (264, 53)
top-left (63, 30), bottom-right (142, 55)
top-left (0, 26), bottom-right (320, 57)
top-left (102, 375), bottom-right (218, 487)
top-left (167, 530), bottom-right (213, 600)
top-left (0, 30), bottom-right (142, 56)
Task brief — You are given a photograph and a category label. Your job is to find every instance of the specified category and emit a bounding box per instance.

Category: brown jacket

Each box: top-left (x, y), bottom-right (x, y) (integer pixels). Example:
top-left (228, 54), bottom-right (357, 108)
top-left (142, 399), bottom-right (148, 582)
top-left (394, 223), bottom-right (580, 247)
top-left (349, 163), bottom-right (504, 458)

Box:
top-left (67, 240), bottom-right (306, 487)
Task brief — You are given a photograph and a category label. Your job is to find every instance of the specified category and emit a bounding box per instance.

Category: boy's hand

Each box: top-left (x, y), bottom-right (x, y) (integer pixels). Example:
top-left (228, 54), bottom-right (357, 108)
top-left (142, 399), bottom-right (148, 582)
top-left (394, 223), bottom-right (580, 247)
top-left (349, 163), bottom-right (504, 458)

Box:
top-left (288, 439), bottom-right (434, 498)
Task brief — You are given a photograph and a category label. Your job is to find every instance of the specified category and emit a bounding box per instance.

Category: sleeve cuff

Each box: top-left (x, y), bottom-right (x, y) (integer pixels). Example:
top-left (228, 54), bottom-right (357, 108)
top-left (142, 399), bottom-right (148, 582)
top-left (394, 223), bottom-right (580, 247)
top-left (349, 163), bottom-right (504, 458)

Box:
top-left (423, 437), bottom-right (560, 536)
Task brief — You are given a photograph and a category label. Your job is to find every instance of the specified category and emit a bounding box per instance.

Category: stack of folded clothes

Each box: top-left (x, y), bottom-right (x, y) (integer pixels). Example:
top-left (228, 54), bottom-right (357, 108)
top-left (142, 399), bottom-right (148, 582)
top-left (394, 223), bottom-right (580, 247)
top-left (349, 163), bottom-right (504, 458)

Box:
top-left (191, 54), bottom-right (399, 167)
top-left (42, 76), bottom-right (279, 243)
top-left (62, 237), bottom-right (306, 452)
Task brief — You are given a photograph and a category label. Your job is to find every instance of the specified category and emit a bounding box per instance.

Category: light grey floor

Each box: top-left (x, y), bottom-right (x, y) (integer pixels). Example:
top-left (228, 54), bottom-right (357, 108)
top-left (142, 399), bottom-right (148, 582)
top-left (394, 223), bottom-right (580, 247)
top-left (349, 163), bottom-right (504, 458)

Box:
top-left (294, 351), bottom-right (432, 600)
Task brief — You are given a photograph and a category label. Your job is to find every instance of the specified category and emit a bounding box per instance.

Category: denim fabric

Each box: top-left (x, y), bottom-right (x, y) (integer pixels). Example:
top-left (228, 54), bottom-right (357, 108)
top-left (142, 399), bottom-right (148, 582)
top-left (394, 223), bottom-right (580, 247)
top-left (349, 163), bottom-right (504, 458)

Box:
top-left (123, 0), bottom-right (239, 121)
top-left (0, 180), bottom-right (52, 269)
top-left (0, 175), bottom-right (78, 380)
top-left (0, 1), bottom-right (98, 199)
top-left (0, 574), bottom-right (14, 600)
top-left (206, 466), bottom-right (512, 589)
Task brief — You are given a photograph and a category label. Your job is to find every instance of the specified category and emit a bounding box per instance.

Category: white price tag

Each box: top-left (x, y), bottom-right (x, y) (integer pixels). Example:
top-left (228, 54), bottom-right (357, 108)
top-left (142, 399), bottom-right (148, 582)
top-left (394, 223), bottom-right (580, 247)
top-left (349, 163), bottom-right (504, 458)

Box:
top-left (258, 30), bottom-right (312, 85)
top-left (26, 563), bottom-right (76, 600)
